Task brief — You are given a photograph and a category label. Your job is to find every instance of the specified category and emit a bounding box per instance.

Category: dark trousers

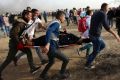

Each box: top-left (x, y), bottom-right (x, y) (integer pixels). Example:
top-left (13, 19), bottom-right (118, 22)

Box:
top-left (0, 39), bottom-right (35, 74)
top-left (86, 36), bottom-right (105, 66)
top-left (15, 47), bottom-right (47, 63)
top-left (15, 35), bottom-right (47, 63)
top-left (43, 16), bottom-right (47, 23)
top-left (73, 16), bottom-right (77, 24)
top-left (79, 43), bottom-right (93, 57)
top-left (65, 17), bottom-right (70, 26)
top-left (41, 47), bottom-right (69, 75)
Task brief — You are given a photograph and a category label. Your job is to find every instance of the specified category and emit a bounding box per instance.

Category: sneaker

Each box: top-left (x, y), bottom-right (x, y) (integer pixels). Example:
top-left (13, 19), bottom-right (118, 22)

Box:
top-left (57, 72), bottom-right (70, 79)
top-left (39, 74), bottom-right (49, 80)
top-left (84, 65), bottom-right (95, 70)
top-left (86, 53), bottom-right (89, 58)
top-left (58, 70), bottom-right (70, 79)
top-left (0, 75), bottom-right (3, 80)
top-left (30, 66), bottom-right (40, 74)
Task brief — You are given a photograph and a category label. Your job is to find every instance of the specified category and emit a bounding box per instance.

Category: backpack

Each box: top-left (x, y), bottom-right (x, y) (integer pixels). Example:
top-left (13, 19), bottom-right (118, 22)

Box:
top-left (78, 17), bottom-right (87, 33)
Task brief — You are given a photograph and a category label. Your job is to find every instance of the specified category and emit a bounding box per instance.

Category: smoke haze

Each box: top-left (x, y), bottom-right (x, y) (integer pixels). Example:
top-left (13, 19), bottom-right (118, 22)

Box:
top-left (0, 0), bottom-right (119, 14)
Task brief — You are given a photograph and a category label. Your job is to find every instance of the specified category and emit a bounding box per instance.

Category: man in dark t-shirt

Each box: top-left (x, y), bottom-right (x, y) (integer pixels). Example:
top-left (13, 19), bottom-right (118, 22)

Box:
top-left (85, 3), bottom-right (120, 70)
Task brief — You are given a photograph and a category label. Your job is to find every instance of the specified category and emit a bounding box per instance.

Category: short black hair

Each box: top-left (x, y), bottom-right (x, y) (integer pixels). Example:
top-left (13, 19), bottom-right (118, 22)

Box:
top-left (86, 6), bottom-right (90, 9)
top-left (101, 3), bottom-right (108, 10)
top-left (26, 7), bottom-right (31, 9)
top-left (22, 10), bottom-right (32, 18)
top-left (32, 9), bottom-right (39, 13)
top-left (5, 12), bottom-right (9, 16)
top-left (55, 10), bottom-right (64, 19)
top-left (86, 10), bottom-right (93, 15)
top-left (26, 7), bottom-right (31, 11)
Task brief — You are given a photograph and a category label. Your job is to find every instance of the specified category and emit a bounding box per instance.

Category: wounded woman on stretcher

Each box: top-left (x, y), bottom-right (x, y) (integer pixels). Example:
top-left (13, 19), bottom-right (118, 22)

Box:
top-left (30, 31), bottom-right (91, 47)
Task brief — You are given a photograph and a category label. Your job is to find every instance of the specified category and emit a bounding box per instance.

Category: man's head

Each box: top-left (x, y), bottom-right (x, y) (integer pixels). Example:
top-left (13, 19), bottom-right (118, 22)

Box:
top-left (22, 10), bottom-right (32, 22)
top-left (56, 10), bottom-right (65, 23)
top-left (5, 13), bottom-right (9, 17)
top-left (86, 10), bottom-right (93, 16)
top-left (32, 9), bottom-right (40, 18)
top-left (66, 8), bottom-right (68, 11)
top-left (101, 3), bottom-right (109, 13)
top-left (86, 6), bottom-right (90, 11)
top-left (26, 7), bottom-right (31, 11)
top-left (73, 8), bottom-right (76, 10)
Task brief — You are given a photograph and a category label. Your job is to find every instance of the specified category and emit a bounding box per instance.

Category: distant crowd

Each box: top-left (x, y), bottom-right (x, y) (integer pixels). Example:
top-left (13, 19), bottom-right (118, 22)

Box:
top-left (0, 6), bottom-right (120, 38)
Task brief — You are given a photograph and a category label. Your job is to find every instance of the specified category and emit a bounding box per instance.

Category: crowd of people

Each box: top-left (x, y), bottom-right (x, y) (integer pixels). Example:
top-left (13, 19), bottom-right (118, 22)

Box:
top-left (0, 5), bottom-right (120, 37)
top-left (0, 3), bottom-right (120, 80)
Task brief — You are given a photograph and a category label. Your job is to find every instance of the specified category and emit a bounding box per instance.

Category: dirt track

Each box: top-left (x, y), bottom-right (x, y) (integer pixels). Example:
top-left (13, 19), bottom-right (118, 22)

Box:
top-left (0, 20), bottom-right (120, 80)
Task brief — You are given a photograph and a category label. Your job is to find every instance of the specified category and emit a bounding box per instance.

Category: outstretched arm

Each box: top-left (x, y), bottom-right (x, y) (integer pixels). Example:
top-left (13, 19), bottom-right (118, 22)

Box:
top-left (38, 23), bottom-right (46, 30)
top-left (107, 28), bottom-right (120, 42)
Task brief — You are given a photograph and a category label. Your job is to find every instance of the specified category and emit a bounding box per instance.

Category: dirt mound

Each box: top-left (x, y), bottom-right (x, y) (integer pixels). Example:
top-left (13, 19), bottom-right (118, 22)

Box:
top-left (71, 53), bottom-right (120, 80)
top-left (95, 53), bottom-right (120, 76)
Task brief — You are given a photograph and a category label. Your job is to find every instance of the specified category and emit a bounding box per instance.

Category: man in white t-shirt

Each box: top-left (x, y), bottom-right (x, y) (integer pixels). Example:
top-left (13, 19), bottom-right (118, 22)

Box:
top-left (25, 17), bottom-right (42, 39)
top-left (14, 9), bottom-right (47, 66)
top-left (26, 9), bottom-right (46, 39)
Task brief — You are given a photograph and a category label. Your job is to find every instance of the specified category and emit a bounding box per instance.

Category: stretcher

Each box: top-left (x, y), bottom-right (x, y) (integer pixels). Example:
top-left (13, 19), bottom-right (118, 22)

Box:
top-left (17, 33), bottom-right (91, 50)
top-left (24, 44), bottom-right (78, 48)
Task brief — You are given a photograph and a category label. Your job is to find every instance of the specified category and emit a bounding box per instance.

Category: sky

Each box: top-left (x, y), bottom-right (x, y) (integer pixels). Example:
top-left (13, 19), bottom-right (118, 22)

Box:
top-left (0, 0), bottom-right (120, 13)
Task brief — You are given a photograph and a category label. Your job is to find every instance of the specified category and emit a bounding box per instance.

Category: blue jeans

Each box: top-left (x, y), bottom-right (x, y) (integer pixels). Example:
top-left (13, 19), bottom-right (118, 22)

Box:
top-left (35, 47), bottom-right (48, 61)
top-left (5, 26), bottom-right (10, 36)
top-left (41, 47), bottom-right (69, 75)
top-left (1, 25), bottom-right (6, 34)
top-left (86, 36), bottom-right (105, 66)
top-left (79, 43), bottom-right (93, 57)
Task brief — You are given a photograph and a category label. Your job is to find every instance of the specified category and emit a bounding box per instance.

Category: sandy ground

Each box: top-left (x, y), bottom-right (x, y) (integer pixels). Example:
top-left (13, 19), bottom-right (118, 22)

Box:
top-left (0, 18), bottom-right (120, 80)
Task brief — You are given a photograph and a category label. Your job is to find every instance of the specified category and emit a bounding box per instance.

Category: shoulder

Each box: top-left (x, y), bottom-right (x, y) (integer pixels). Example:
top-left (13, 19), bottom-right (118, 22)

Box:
top-left (99, 11), bottom-right (106, 17)
top-left (13, 19), bottom-right (26, 28)
top-left (93, 11), bottom-right (106, 19)
top-left (51, 22), bottom-right (60, 27)
top-left (48, 21), bottom-right (60, 28)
